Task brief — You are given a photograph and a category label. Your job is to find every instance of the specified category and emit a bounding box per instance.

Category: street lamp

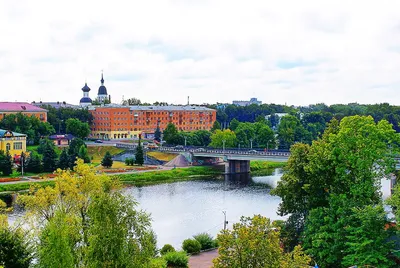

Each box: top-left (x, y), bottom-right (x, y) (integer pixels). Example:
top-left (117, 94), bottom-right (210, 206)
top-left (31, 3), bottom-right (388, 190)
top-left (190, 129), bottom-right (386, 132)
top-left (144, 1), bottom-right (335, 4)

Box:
top-left (58, 120), bottom-right (64, 134)
top-left (184, 136), bottom-right (187, 147)
top-left (250, 138), bottom-right (253, 149)
top-left (222, 139), bottom-right (226, 154)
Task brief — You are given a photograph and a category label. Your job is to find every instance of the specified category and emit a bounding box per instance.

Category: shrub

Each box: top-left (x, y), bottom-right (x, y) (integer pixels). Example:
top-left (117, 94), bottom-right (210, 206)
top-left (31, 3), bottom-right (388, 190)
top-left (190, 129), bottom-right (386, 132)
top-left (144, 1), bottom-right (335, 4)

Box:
top-left (160, 244), bottom-right (175, 255)
top-left (163, 251), bottom-right (188, 267)
top-left (193, 233), bottom-right (216, 250)
top-left (182, 238), bottom-right (201, 254)
top-left (149, 258), bottom-right (167, 268)
top-left (125, 158), bottom-right (135, 166)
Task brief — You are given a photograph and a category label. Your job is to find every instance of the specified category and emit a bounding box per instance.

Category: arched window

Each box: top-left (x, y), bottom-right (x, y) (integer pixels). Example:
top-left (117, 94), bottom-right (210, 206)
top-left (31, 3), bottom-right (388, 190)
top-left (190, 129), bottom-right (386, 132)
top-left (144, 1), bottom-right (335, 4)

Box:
top-left (6, 143), bottom-right (10, 152)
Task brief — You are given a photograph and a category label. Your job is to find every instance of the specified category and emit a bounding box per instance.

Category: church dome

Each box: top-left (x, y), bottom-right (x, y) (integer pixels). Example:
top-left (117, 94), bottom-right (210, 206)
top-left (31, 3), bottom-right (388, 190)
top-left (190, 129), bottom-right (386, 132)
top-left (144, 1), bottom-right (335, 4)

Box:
top-left (82, 83), bottom-right (91, 92)
top-left (98, 73), bottom-right (108, 95)
top-left (80, 97), bottom-right (92, 103)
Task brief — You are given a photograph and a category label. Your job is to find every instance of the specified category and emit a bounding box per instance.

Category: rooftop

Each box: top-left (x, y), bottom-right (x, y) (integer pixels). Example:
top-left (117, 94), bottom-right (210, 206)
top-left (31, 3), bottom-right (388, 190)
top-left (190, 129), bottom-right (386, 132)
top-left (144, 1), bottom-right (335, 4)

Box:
top-left (0, 129), bottom-right (26, 137)
top-left (32, 101), bottom-right (79, 109)
top-left (89, 104), bottom-right (215, 112)
top-left (0, 102), bottom-right (47, 112)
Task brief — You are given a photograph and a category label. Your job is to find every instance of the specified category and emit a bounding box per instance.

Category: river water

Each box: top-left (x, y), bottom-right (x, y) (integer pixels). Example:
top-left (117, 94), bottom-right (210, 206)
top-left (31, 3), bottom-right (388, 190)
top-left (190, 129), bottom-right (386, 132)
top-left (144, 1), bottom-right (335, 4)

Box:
top-left (8, 168), bottom-right (393, 249)
top-left (124, 169), bottom-right (285, 248)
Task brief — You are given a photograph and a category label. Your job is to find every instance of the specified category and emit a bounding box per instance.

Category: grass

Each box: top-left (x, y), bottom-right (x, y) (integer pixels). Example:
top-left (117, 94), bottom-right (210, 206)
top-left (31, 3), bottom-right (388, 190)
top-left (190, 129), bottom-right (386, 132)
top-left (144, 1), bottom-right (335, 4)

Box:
top-left (27, 145), bottom-right (62, 155)
top-left (114, 166), bottom-right (223, 186)
top-left (147, 151), bottom-right (177, 162)
top-left (0, 181), bottom-right (55, 193)
top-left (87, 146), bottom-right (125, 163)
top-left (250, 161), bottom-right (287, 171)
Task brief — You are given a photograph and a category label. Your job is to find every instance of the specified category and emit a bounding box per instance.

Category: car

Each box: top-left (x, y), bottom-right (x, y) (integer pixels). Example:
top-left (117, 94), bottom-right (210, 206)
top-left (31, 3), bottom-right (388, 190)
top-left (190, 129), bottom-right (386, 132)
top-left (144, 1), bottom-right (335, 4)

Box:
top-left (95, 140), bottom-right (103, 143)
top-left (175, 145), bottom-right (184, 149)
top-left (248, 150), bottom-right (257, 153)
top-left (196, 148), bottom-right (205, 152)
top-left (143, 142), bottom-right (149, 146)
top-left (147, 143), bottom-right (158, 149)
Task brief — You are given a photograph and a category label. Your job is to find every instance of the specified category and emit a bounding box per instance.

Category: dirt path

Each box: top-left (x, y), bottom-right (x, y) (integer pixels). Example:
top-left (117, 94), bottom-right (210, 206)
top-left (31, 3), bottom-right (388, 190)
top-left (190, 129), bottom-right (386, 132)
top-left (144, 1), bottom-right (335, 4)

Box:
top-left (189, 249), bottom-right (218, 268)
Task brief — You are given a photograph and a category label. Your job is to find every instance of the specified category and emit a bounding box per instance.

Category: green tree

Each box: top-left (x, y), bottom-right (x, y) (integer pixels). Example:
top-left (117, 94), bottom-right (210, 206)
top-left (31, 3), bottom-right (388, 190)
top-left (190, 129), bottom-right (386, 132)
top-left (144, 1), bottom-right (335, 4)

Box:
top-left (229, 118), bottom-right (240, 131)
top-left (0, 217), bottom-right (32, 268)
top-left (0, 151), bottom-right (13, 176)
top-left (277, 115), bottom-right (310, 149)
top-left (274, 116), bottom-right (400, 262)
top-left (154, 125), bottom-right (161, 142)
top-left (163, 123), bottom-right (179, 145)
top-left (209, 129), bottom-right (236, 148)
top-left (78, 145), bottom-right (90, 164)
top-left (234, 122), bottom-right (256, 148)
top-left (19, 160), bottom-right (156, 267)
top-left (42, 141), bottom-right (58, 172)
top-left (135, 140), bottom-right (144, 166)
top-left (58, 149), bottom-right (70, 170)
top-left (66, 118), bottom-right (90, 139)
top-left (25, 152), bottom-right (42, 173)
top-left (193, 130), bottom-right (211, 146)
top-left (213, 215), bottom-right (310, 268)
top-left (68, 138), bottom-right (86, 168)
top-left (255, 124), bottom-right (275, 149)
top-left (211, 121), bottom-right (221, 132)
top-left (101, 151), bottom-right (113, 168)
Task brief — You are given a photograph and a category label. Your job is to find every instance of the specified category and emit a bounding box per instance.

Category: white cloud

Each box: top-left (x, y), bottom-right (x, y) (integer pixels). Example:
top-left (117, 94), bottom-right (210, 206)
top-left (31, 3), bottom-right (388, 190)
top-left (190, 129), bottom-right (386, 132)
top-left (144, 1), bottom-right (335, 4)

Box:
top-left (1, 0), bottom-right (400, 106)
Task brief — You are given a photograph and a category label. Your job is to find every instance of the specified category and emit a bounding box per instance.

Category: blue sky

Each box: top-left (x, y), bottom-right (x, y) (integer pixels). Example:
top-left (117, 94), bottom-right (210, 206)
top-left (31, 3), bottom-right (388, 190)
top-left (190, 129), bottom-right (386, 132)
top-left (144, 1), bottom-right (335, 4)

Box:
top-left (1, 0), bottom-right (400, 106)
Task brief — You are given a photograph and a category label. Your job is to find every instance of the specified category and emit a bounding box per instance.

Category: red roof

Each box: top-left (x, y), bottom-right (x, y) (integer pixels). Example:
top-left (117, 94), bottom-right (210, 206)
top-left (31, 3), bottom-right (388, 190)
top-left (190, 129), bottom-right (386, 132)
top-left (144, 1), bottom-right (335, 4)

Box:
top-left (0, 102), bottom-right (47, 112)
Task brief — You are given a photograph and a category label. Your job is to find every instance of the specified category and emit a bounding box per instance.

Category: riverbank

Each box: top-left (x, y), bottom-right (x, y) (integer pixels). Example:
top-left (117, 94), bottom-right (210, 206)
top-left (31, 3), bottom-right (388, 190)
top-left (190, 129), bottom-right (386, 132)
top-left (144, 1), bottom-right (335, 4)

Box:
top-left (115, 166), bottom-right (223, 186)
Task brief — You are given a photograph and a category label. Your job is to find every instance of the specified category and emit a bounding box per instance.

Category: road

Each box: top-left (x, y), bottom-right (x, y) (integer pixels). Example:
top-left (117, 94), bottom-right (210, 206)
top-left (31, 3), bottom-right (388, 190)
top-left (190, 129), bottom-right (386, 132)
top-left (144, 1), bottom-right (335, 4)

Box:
top-left (189, 249), bottom-right (218, 268)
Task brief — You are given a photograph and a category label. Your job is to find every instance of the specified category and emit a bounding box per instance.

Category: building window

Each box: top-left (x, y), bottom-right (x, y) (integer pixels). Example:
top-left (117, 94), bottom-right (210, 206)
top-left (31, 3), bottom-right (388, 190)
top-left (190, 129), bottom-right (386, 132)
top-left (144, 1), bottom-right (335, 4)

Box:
top-left (6, 143), bottom-right (10, 151)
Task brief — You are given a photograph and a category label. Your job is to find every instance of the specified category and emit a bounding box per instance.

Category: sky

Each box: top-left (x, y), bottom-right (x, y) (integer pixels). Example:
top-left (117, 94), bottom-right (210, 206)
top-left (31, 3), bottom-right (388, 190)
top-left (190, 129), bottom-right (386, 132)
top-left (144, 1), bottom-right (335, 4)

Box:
top-left (1, 0), bottom-right (400, 106)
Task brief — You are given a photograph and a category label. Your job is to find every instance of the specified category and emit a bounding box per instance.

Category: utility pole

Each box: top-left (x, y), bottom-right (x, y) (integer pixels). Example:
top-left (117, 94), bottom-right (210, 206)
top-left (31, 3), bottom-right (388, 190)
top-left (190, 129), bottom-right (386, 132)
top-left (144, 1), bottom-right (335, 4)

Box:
top-left (250, 138), bottom-right (253, 149)
top-left (222, 211), bottom-right (228, 230)
top-left (21, 152), bottom-right (24, 177)
top-left (222, 139), bottom-right (226, 154)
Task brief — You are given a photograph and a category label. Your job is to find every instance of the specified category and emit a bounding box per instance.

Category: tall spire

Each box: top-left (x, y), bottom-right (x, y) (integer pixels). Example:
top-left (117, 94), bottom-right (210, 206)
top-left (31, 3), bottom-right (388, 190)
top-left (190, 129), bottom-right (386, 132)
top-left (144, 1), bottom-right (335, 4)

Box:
top-left (101, 70), bottom-right (104, 85)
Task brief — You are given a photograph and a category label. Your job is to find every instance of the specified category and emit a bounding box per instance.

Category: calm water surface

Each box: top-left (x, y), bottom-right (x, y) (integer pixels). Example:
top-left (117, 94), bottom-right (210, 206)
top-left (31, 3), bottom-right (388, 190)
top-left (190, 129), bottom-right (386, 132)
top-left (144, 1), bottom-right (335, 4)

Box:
top-left (123, 168), bottom-right (285, 248)
top-left (8, 168), bottom-right (392, 249)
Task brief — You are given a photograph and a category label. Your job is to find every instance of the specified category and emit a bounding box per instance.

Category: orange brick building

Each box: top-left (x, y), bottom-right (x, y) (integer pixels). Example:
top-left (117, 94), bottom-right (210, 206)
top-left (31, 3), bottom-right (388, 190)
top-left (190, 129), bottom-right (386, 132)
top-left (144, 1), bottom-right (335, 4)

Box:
top-left (0, 102), bottom-right (47, 121)
top-left (89, 105), bottom-right (216, 140)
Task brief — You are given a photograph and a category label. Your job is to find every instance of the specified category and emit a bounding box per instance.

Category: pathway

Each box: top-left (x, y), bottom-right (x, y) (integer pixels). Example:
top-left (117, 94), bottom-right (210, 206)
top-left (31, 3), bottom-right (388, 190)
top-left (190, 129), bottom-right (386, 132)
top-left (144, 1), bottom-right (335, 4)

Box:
top-left (189, 249), bottom-right (218, 268)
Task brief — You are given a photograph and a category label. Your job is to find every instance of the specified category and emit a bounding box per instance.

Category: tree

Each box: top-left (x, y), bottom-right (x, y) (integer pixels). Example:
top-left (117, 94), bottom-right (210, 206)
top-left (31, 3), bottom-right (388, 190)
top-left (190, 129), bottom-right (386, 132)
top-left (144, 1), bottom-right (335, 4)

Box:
top-left (25, 152), bottom-right (42, 173)
top-left (211, 121), bottom-right (221, 132)
top-left (42, 141), bottom-right (58, 172)
top-left (122, 98), bottom-right (141, 106)
top-left (213, 215), bottom-right (310, 268)
top-left (0, 151), bottom-right (12, 176)
top-left (19, 160), bottom-right (156, 267)
top-left (277, 115), bottom-right (310, 149)
top-left (192, 130), bottom-right (211, 146)
top-left (255, 124), bottom-right (275, 149)
top-left (58, 149), bottom-right (70, 170)
top-left (229, 118), bottom-right (240, 131)
top-left (234, 122), bottom-right (256, 148)
top-left (78, 145), bottom-right (90, 164)
top-left (135, 140), bottom-right (144, 166)
top-left (66, 118), bottom-right (90, 139)
top-left (0, 217), bottom-right (32, 267)
top-left (154, 125), bottom-right (161, 142)
top-left (274, 116), bottom-right (400, 262)
top-left (163, 123), bottom-right (179, 145)
top-left (101, 151), bottom-right (113, 168)
top-left (209, 129), bottom-right (236, 148)
top-left (68, 138), bottom-right (86, 168)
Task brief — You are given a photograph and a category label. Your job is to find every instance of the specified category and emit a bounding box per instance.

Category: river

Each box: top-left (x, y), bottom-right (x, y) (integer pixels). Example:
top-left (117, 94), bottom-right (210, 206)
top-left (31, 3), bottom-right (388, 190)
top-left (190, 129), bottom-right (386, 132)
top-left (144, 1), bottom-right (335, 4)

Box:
top-left (124, 168), bottom-right (285, 248)
top-left (7, 168), bottom-right (393, 249)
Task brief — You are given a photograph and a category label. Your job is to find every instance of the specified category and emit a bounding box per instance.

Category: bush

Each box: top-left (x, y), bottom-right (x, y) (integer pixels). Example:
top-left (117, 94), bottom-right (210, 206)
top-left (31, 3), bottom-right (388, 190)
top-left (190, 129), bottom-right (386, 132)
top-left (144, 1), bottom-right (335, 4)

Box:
top-left (182, 238), bottom-right (201, 254)
top-left (193, 233), bottom-right (216, 250)
top-left (163, 251), bottom-right (188, 267)
top-left (160, 244), bottom-right (175, 255)
top-left (149, 258), bottom-right (167, 268)
top-left (125, 158), bottom-right (135, 166)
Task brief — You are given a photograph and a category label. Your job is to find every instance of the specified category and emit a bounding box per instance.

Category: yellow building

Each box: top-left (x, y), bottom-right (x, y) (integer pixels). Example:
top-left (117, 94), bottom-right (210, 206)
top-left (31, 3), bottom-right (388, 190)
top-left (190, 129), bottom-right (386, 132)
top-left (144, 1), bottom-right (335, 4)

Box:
top-left (0, 129), bottom-right (26, 158)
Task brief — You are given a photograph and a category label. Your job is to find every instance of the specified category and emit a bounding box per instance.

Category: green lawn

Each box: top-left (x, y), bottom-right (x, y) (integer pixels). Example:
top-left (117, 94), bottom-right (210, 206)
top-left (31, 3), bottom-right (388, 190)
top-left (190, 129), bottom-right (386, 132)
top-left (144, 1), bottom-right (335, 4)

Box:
top-left (87, 146), bottom-right (125, 163)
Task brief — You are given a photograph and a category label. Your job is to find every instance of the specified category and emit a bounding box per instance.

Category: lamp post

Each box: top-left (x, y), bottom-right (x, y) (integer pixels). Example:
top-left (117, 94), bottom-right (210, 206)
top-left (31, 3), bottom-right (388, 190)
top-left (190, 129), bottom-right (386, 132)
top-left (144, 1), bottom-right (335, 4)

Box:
top-left (222, 139), bottom-right (226, 154)
top-left (58, 120), bottom-right (64, 134)
top-left (184, 136), bottom-right (187, 147)
top-left (250, 138), bottom-right (253, 149)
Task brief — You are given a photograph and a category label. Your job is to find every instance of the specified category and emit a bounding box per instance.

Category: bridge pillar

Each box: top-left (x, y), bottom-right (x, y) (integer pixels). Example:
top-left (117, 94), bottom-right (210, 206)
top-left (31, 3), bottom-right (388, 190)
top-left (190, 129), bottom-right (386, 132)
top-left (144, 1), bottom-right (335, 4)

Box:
top-left (225, 160), bottom-right (250, 174)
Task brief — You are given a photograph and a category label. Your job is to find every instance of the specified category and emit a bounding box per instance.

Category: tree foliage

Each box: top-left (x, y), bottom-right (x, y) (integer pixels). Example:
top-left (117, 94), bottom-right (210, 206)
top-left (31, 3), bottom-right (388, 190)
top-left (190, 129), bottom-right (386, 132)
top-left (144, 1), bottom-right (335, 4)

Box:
top-left (213, 215), bottom-right (310, 268)
top-left (66, 118), bottom-right (90, 139)
top-left (135, 140), bottom-right (144, 166)
top-left (18, 160), bottom-right (156, 267)
top-left (163, 123), bottom-right (179, 145)
top-left (25, 151), bottom-right (42, 173)
top-left (209, 129), bottom-right (236, 148)
top-left (0, 151), bottom-right (12, 176)
top-left (101, 151), bottom-right (113, 168)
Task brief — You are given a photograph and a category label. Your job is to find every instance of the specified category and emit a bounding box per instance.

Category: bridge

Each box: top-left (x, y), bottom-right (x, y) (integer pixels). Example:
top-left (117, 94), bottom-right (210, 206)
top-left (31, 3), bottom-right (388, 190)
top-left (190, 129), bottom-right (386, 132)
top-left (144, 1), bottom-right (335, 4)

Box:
top-left (157, 147), bottom-right (290, 174)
